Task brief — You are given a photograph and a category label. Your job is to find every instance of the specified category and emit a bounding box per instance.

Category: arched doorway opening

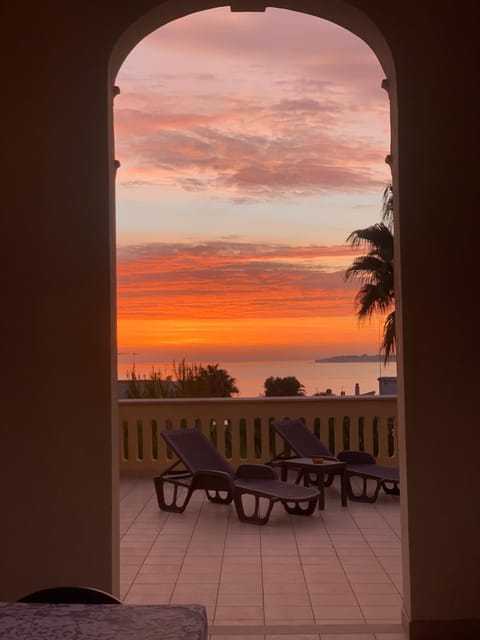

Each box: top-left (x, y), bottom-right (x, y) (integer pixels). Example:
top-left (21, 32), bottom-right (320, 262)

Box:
top-left (110, 1), bottom-right (403, 631)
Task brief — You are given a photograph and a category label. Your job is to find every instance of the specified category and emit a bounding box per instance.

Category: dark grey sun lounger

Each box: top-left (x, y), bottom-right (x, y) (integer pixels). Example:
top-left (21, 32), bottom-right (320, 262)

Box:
top-left (271, 419), bottom-right (338, 487)
top-left (337, 450), bottom-right (400, 503)
top-left (271, 419), bottom-right (399, 503)
top-left (272, 419), bottom-right (335, 459)
top-left (153, 428), bottom-right (320, 525)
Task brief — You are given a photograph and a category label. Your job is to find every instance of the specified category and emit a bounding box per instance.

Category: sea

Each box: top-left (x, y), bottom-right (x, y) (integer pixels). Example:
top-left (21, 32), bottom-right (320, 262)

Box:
top-left (118, 359), bottom-right (397, 397)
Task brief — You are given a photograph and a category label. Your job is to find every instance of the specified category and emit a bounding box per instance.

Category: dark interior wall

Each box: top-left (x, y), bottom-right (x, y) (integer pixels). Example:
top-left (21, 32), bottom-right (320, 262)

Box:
top-left (1, 3), bottom-right (478, 633)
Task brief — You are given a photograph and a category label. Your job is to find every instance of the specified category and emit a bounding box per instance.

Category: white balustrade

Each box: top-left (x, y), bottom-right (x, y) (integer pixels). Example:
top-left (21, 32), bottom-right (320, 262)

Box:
top-left (119, 396), bottom-right (398, 473)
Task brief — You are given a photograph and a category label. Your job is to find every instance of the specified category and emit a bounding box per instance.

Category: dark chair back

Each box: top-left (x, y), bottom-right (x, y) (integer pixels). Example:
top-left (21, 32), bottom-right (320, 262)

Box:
top-left (162, 428), bottom-right (235, 476)
top-left (272, 419), bottom-right (332, 457)
top-left (17, 586), bottom-right (121, 604)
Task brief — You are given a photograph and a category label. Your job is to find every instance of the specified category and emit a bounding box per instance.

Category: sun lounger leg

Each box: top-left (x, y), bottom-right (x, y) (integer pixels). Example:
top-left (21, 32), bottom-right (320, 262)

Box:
top-left (381, 480), bottom-right (400, 495)
top-left (205, 489), bottom-right (233, 504)
top-left (233, 491), bottom-right (276, 525)
top-left (153, 476), bottom-right (194, 513)
top-left (282, 498), bottom-right (317, 516)
top-left (344, 475), bottom-right (383, 503)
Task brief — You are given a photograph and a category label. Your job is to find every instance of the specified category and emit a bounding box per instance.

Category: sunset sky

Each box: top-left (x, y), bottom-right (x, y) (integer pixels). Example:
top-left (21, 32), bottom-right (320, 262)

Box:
top-left (114, 7), bottom-right (391, 372)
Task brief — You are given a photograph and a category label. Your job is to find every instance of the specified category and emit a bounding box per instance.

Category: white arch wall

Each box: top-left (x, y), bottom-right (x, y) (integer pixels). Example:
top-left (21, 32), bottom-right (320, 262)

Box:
top-left (2, 2), bottom-right (479, 638)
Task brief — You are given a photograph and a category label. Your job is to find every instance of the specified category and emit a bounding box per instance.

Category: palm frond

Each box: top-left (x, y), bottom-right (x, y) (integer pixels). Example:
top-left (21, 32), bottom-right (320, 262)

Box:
top-left (381, 311), bottom-right (396, 363)
top-left (346, 223), bottom-right (393, 251)
top-left (345, 185), bottom-right (396, 361)
top-left (355, 283), bottom-right (392, 318)
top-left (345, 255), bottom-right (390, 279)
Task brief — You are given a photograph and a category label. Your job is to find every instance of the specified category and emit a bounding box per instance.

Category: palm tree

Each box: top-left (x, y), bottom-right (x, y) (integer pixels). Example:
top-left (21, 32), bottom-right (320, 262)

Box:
top-left (345, 186), bottom-right (395, 362)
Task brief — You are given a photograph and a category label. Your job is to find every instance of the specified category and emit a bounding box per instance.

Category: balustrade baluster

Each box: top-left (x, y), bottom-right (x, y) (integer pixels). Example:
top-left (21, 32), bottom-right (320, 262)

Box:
top-left (349, 414), bottom-right (360, 451)
top-left (376, 415), bottom-right (389, 465)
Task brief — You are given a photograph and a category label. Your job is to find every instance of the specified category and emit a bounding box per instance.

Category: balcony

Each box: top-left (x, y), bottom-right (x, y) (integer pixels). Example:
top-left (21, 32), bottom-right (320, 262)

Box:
top-left (119, 396), bottom-right (405, 639)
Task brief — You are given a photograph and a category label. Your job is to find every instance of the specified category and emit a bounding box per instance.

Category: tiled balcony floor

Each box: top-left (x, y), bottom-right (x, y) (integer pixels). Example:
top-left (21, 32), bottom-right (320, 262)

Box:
top-left (120, 476), bottom-right (406, 640)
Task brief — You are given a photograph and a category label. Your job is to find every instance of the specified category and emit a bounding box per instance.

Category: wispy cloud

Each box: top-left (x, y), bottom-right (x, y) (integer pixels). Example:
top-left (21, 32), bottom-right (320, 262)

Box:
top-left (117, 241), bottom-right (359, 320)
top-left (115, 7), bottom-right (390, 202)
top-left (132, 8), bottom-right (383, 91)
top-left (115, 97), bottom-right (387, 199)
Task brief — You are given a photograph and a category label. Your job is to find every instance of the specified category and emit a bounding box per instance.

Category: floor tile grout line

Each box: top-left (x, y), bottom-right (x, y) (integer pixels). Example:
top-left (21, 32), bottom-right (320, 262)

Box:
top-left (370, 496), bottom-right (403, 592)
top-left (212, 495), bottom-right (232, 623)
top-left (122, 485), bottom-right (176, 601)
top-left (261, 505), bottom-right (309, 624)
top-left (259, 510), bottom-right (266, 626)
top-left (123, 483), bottom-right (201, 602)
top-left (322, 478), bottom-right (368, 623)
top-left (373, 500), bottom-right (403, 596)
top-left (351, 497), bottom-right (402, 600)
top-left (119, 479), bottom-right (151, 538)
top-left (121, 483), bottom-right (165, 600)
top-left (292, 505), bottom-right (323, 623)
top-left (344, 491), bottom-right (403, 616)
top-left (120, 481), bottom-right (160, 545)
top-left (118, 475), bottom-right (145, 505)
top-left (166, 497), bottom-right (207, 607)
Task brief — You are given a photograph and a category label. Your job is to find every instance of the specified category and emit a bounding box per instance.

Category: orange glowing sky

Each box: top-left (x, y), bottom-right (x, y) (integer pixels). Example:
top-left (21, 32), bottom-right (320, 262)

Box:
top-left (114, 7), bottom-right (391, 371)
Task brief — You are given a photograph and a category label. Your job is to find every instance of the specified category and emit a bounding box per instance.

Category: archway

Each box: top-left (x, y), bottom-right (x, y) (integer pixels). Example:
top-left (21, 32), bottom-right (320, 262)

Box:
top-left (110, 0), bottom-right (404, 633)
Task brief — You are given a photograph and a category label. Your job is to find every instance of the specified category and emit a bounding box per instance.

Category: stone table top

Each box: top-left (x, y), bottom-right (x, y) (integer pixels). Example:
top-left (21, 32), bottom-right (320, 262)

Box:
top-left (0, 602), bottom-right (207, 639)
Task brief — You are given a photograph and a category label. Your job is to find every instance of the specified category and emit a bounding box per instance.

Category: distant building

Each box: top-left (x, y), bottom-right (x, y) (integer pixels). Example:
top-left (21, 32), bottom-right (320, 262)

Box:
top-left (378, 376), bottom-right (397, 395)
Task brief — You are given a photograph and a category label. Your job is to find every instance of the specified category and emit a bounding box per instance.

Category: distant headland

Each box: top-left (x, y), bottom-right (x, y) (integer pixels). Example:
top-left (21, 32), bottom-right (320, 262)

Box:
top-left (315, 354), bottom-right (396, 363)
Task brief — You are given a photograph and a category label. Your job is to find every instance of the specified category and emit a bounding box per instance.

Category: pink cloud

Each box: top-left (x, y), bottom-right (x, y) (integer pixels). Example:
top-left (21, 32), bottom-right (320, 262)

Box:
top-left (115, 100), bottom-right (388, 199)
top-left (115, 7), bottom-right (390, 202)
top-left (123, 7), bottom-right (387, 113)
top-left (137, 8), bottom-right (381, 84)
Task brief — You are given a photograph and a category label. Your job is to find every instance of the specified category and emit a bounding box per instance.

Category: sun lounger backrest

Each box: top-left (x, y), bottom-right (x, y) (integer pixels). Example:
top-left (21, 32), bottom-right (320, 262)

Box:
top-left (272, 419), bottom-right (332, 457)
top-left (161, 428), bottom-right (235, 477)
